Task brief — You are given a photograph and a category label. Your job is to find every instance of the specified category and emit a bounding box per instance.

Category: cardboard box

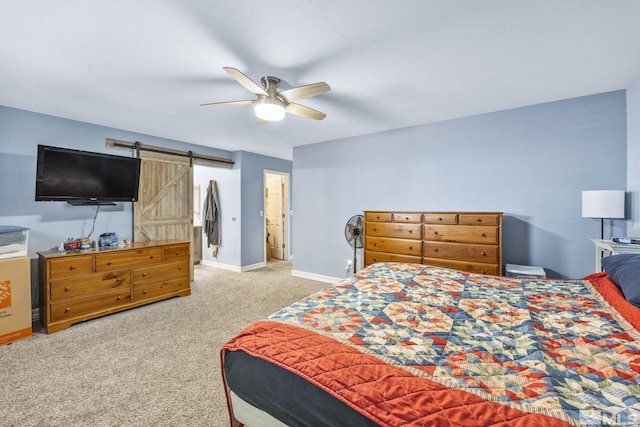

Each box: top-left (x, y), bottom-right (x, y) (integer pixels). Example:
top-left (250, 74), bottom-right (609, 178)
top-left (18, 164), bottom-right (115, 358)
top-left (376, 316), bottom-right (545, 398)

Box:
top-left (0, 256), bottom-right (32, 345)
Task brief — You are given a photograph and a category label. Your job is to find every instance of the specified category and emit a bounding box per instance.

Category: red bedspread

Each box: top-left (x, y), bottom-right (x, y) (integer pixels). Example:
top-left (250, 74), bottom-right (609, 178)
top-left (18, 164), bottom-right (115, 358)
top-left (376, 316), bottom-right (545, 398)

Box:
top-left (222, 263), bottom-right (640, 426)
top-left (224, 321), bottom-right (575, 426)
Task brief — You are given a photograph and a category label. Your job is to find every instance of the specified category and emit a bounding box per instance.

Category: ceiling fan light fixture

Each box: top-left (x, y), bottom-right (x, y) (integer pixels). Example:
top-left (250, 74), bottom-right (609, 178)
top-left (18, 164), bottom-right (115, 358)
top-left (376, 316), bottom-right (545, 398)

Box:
top-left (202, 68), bottom-right (330, 122)
top-left (254, 99), bottom-right (286, 121)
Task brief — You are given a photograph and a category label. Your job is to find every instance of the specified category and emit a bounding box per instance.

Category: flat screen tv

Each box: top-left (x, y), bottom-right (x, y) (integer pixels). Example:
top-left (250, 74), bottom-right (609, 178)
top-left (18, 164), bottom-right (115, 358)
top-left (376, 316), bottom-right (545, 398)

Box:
top-left (35, 144), bottom-right (141, 204)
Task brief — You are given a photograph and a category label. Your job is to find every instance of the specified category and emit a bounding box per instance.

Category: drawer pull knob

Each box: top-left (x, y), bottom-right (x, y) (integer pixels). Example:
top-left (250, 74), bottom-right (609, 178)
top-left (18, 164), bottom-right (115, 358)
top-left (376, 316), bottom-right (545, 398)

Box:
top-left (116, 296), bottom-right (121, 301)
top-left (477, 218), bottom-right (482, 222)
top-left (143, 290), bottom-right (147, 295)
top-left (481, 252), bottom-right (486, 256)
top-left (142, 273), bottom-right (147, 277)
top-left (64, 286), bottom-right (70, 291)
top-left (175, 251), bottom-right (180, 255)
top-left (434, 232), bottom-right (438, 235)
top-left (434, 248), bottom-right (438, 252)
top-left (482, 233), bottom-right (487, 237)
top-left (64, 307), bottom-right (71, 313)
top-left (408, 230), bottom-right (412, 234)
top-left (107, 262), bottom-right (112, 266)
top-left (69, 266), bottom-right (75, 271)
top-left (178, 267), bottom-right (182, 271)
top-left (115, 278), bottom-right (121, 283)
top-left (150, 256), bottom-right (154, 259)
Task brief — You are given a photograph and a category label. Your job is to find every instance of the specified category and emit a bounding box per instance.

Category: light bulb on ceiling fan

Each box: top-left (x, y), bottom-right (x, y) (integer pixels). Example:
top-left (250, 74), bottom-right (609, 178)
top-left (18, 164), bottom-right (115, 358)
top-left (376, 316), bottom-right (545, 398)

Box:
top-left (254, 100), bottom-right (285, 121)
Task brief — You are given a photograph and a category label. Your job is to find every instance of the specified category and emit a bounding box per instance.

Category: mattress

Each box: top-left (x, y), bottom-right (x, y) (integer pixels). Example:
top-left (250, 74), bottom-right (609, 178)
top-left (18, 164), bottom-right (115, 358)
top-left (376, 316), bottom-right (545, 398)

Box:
top-left (221, 262), bottom-right (640, 426)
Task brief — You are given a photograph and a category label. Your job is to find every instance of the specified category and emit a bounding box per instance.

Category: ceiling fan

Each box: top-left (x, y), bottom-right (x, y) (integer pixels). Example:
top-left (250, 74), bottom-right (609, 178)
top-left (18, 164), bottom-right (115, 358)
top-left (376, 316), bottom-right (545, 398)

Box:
top-left (201, 67), bottom-right (331, 123)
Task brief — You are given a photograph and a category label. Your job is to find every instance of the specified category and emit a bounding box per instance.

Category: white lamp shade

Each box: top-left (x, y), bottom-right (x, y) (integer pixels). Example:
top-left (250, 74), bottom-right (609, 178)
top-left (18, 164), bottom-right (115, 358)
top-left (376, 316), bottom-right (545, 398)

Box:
top-left (582, 190), bottom-right (625, 218)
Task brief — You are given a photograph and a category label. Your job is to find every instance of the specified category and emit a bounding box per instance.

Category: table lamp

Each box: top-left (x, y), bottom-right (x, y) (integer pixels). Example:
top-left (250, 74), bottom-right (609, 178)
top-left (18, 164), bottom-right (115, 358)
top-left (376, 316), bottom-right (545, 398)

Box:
top-left (582, 190), bottom-right (625, 239)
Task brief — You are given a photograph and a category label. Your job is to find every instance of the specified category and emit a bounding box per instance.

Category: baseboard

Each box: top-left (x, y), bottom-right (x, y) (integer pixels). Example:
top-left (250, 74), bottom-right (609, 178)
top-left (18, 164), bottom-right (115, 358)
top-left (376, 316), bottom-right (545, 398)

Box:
top-left (200, 259), bottom-right (266, 273)
top-left (291, 270), bottom-right (342, 284)
top-left (201, 259), bottom-right (342, 282)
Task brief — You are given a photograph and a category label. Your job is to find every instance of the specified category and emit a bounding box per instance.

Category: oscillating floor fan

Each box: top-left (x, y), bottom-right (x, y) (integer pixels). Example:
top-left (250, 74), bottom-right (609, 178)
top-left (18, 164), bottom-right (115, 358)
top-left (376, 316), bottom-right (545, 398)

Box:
top-left (344, 215), bottom-right (364, 274)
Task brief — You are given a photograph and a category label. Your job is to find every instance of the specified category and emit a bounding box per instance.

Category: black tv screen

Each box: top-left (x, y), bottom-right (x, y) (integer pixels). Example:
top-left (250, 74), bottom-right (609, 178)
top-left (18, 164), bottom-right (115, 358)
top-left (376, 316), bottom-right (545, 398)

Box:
top-left (35, 145), bottom-right (141, 204)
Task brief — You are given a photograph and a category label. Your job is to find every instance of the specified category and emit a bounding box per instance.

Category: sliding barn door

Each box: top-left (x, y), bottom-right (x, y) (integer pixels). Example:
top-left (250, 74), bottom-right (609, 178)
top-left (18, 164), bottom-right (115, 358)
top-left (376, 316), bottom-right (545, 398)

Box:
top-left (134, 151), bottom-right (193, 279)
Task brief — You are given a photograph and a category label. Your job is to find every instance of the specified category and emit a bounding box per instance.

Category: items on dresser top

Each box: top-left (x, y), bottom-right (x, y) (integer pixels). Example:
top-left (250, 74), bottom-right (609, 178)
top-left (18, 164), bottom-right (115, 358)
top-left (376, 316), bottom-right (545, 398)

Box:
top-left (38, 240), bottom-right (191, 333)
top-left (611, 237), bottom-right (640, 244)
top-left (364, 211), bottom-right (502, 275)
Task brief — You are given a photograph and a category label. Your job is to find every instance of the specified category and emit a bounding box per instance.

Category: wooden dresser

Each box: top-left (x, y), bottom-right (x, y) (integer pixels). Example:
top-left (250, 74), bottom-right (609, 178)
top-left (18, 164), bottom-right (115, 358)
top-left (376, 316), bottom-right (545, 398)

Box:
top-left (364, 211), bottom-right (502, 275)
top-left (38, 240), bottom-right (191, 333)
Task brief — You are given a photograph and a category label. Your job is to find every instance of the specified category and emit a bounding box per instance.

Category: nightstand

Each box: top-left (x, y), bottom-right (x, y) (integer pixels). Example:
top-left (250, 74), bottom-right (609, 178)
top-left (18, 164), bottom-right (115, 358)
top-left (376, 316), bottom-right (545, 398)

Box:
top-left (591, 239), bottom-right (640, 272)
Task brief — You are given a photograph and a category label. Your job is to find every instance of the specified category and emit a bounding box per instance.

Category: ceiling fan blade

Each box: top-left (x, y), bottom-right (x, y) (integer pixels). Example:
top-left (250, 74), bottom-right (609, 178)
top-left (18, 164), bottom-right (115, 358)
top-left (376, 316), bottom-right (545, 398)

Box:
top-left (285, 103), bottom-right (327, 120)
top-left (223, 67), bottom-right (267, 96)
top-left (200, 100), bottom-right (254, 107)
top-left (280, 82), bottom-right (330, 103)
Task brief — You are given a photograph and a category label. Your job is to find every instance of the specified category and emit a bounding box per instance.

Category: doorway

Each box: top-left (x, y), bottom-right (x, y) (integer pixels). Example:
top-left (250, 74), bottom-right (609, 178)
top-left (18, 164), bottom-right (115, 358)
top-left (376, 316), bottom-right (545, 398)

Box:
top-left (264, 171), bottom-right (290, 262)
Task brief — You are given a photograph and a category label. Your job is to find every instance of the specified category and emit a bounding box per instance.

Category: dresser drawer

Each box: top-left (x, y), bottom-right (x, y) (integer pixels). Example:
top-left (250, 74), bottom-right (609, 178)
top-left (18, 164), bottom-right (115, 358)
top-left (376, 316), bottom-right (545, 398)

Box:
top-left (366, 223), bottom-right (421, 240)
top-left (458, 213), bottom-right (501, 226)
top-left (424, 225), bottom-right (499, 244)
top-left (422, 241), bottom-right (499, 263)
top-left (366, 237), bottom-right (421, 256)
top-left (50, 288), bottom-right (131, 322)
top-left (163, 244), bottom-right (190, 261)
top-left (362, 210), bottom-right (502, 275)
top-left (422, 258), bottom-right (499, 276)
top-left (392, 213), bottom-right (422, 223)
top-left (50, 270), bottom-right (130, 301)
top-left (133, 259), bottom-right (189, 284)
top-left (364, 251), bottom-right (422, 265)
top-left (134, 276), bottom-right (189, 302)
top-left (365, 212), bottom-right (392, 222)
top-left (49, 256), bottom-right (93, 279)
top-left (95, 248), bottom-right (162, 271)
top-left (423, 213), bottom-right (458, 225)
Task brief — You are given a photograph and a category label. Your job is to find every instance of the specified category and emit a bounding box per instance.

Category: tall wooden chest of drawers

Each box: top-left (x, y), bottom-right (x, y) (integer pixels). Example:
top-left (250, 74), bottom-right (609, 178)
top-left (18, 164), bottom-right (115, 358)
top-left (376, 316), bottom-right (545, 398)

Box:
top-left (38, 240), bottom-right (191, 333)
top-left (364, 211), bottom-right (502, 275)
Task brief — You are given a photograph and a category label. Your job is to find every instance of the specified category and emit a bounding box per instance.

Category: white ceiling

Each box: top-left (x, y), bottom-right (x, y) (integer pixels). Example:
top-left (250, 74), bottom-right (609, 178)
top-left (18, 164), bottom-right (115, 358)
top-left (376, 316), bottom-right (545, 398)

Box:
top-left (2, 1), bottom-right (640, 160)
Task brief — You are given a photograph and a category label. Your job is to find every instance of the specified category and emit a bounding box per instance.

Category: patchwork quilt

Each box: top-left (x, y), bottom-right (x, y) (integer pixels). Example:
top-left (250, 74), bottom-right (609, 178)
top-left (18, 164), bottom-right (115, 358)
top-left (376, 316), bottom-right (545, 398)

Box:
top-left (222, 263), bottom-right (640, 426)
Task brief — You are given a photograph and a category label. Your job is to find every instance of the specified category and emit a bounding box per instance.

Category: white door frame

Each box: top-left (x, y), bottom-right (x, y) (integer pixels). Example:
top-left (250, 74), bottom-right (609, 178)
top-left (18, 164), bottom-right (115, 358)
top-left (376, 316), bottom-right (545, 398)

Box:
top-left (264, 170), bottom-right (290, 261)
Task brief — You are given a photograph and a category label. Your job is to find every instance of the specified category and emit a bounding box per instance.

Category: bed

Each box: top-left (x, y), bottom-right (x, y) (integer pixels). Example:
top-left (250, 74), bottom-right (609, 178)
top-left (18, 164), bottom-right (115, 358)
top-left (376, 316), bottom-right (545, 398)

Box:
top-left (221, 260), bottom-right (640, 426)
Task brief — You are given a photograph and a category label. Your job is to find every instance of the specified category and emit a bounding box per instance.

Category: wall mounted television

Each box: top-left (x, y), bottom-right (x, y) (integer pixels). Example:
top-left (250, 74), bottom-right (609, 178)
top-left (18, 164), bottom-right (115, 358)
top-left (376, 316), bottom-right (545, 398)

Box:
top-left (35, 144), bottom-right (142, 205)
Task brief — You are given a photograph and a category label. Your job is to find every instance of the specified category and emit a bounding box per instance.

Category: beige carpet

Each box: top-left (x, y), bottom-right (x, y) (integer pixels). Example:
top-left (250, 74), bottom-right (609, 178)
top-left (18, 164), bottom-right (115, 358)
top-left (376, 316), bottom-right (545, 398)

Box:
top-left (0, 261), bottom-right (328, 427)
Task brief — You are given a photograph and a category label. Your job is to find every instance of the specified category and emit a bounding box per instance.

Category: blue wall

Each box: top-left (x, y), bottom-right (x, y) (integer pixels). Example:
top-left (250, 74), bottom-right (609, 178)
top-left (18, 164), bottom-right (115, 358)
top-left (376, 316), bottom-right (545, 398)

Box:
top-left (237, 151), bottom-right (293, 267)
top-left (193, 151), bottom-right (293, 269)
top-left (627, 78), bottom-right (640, 236)
top-left (0, 106), bottom-right (231, 259)
top-left (292, 91), bottom-right (627, 280)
